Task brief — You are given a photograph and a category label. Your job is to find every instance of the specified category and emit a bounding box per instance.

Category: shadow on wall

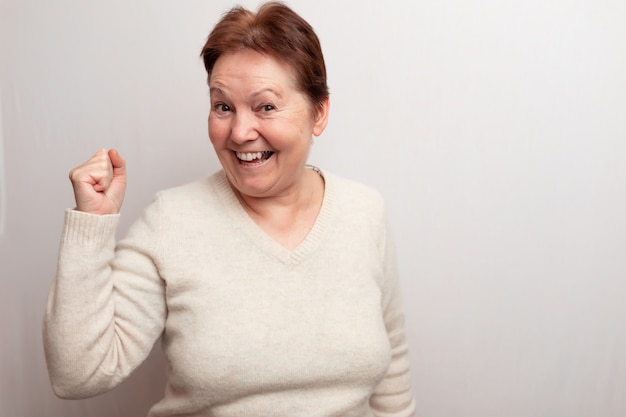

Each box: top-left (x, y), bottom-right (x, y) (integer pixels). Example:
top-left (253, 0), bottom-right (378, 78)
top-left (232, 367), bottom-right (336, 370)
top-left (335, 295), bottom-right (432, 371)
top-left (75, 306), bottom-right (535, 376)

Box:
top-left (0, 94), bottom-right (6, 236)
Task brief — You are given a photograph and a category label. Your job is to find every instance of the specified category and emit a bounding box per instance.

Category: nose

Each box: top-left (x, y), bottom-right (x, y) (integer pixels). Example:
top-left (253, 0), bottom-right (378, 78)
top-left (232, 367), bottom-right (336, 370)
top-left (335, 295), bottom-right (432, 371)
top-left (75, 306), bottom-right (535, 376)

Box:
top-left (230, 110), bottom-right (258, 144)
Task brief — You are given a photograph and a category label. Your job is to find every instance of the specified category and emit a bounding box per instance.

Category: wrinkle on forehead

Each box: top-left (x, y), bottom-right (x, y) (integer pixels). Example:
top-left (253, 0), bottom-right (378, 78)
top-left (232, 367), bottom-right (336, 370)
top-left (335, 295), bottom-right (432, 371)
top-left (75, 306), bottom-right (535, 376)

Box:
top-left (209, 50), bottom-right (298, 92)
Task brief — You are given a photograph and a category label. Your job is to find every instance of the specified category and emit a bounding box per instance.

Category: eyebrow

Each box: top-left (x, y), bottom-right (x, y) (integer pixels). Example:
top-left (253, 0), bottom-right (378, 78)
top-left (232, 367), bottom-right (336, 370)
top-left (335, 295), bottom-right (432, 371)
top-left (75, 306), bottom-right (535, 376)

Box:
top-left (209, 86), bottom-right (226, 96)
top-left (209, 86), bottom-right (283, 99)
top-left (251, 88), bottom-right (283, 98)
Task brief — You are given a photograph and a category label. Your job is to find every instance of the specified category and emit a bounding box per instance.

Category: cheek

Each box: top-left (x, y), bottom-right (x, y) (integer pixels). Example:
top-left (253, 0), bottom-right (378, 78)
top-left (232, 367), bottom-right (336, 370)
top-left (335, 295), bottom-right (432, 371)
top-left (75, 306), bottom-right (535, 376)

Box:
top-left (208, 117), bottom-right (227, 144)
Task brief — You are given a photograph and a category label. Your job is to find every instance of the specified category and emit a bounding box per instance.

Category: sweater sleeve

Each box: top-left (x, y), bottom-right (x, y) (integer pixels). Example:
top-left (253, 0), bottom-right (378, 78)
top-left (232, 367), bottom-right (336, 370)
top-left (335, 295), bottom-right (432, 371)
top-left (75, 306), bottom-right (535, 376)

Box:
top-left (369, 216), bottom-right (417, 417)
top-left (43, 198), bottom-right (166, 399)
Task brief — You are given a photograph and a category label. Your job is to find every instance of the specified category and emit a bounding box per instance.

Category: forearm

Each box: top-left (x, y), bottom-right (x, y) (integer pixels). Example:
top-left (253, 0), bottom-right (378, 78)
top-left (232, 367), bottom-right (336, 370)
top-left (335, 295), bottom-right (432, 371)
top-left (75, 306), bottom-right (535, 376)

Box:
top-left (43, 209), bottom-right (165, 398)
top-left (44, 210), bottom-right (123, 397)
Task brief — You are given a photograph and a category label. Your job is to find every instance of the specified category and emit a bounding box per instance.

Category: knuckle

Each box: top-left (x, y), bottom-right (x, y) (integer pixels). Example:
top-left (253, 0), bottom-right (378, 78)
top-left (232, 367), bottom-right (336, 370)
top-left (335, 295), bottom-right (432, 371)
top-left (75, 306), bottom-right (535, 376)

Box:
top-left (68, 167), bottom-right (80, 181)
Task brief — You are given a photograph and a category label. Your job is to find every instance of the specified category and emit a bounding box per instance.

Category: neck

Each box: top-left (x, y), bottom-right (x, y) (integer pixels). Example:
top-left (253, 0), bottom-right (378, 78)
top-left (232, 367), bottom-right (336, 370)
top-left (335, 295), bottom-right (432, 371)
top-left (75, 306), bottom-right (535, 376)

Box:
top-left (233, 169), bottom-right (325, 249)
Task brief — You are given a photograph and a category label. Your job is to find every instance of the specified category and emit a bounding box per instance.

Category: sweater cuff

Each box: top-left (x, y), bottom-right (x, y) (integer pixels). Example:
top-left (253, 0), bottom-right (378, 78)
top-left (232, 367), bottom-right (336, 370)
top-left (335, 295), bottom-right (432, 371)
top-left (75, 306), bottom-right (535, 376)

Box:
top-left (62, 209), bottom-right (120, 249)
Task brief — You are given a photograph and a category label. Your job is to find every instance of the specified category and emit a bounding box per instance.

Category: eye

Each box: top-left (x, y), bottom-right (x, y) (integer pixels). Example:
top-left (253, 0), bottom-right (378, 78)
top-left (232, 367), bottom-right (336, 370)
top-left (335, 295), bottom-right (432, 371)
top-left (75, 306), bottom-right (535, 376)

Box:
top-left (259, 104), bottom-right (275, 112)
top-left (213, 103), bottom-right (231, 113)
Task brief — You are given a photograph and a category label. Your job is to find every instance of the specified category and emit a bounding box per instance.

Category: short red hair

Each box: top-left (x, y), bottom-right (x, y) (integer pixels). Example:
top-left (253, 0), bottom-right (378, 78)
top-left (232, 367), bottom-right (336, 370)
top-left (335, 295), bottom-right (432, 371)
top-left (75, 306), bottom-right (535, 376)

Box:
top-left (200, 2), bottom-right (329, 112)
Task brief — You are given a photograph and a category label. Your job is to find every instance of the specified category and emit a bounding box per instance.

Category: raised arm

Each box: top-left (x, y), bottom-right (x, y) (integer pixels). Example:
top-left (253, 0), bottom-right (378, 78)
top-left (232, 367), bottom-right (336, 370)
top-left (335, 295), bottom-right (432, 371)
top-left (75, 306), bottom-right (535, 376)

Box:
top-left (44, 149), bottom-right (166, 398)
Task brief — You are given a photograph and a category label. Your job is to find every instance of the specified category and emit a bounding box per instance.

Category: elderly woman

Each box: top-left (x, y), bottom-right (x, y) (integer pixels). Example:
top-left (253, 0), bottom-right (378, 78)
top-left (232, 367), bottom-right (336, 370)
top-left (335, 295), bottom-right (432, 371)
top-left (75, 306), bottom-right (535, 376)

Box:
top-left (44, 2), bottom-right (417, 416)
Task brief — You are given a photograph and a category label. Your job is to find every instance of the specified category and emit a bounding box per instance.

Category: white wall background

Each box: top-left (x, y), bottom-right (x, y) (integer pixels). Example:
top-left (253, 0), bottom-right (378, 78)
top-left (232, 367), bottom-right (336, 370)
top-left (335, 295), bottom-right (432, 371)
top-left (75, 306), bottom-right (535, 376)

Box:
top-left (1, 0), bottom-right (625, 416)
top-left (0, 93), bottom-right (6, 236)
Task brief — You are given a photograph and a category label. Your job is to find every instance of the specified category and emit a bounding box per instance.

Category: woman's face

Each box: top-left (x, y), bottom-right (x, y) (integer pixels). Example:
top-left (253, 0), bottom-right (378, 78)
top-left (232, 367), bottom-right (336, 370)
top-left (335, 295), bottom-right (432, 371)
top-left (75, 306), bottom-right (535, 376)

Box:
top-left (208, 49), bottom-right (329, 200)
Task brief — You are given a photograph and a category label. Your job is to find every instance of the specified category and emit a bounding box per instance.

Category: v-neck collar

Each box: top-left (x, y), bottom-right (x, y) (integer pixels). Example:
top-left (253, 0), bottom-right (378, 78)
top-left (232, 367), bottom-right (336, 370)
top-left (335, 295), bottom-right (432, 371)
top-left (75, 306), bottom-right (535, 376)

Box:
top-left (211, 168), bottom-right (334, 266)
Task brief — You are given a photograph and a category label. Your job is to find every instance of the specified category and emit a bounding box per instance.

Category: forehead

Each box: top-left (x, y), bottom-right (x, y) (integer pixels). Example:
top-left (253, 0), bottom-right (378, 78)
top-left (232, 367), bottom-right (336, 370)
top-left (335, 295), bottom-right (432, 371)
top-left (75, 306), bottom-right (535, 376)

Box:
top-left (209, 49), bottom-right (298, 92)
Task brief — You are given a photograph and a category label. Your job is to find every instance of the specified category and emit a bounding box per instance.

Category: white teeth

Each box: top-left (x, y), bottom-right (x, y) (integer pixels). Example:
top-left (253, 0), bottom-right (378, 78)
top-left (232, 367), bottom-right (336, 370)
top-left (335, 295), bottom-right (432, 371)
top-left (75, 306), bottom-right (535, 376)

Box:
top-left (236, 151), bottom-right (265, 161)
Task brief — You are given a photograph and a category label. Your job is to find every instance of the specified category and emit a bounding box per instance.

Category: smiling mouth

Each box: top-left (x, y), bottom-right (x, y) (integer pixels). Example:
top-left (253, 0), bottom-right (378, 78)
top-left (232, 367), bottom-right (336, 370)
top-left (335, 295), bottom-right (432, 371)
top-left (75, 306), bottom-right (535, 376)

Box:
top-left (235, 151), bottom-right (274, 165)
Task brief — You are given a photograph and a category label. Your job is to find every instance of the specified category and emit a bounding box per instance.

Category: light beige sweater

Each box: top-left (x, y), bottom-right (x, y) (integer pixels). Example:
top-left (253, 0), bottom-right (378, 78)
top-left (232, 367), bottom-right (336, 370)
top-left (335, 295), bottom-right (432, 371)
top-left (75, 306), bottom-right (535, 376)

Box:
top-left (44, 169), bottom-right (417, 417)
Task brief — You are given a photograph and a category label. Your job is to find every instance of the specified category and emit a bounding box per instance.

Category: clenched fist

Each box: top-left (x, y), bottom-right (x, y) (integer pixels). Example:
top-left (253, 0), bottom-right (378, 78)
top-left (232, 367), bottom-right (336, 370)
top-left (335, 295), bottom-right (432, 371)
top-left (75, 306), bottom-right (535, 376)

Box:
top-left (69, 149), bottom-right (127, 215)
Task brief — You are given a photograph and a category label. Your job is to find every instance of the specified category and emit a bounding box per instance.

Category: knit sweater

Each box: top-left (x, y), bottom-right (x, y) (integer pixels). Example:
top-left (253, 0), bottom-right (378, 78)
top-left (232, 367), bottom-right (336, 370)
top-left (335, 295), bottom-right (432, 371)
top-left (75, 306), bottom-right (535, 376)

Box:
top-left (44, 169), bottom-right (416, 417)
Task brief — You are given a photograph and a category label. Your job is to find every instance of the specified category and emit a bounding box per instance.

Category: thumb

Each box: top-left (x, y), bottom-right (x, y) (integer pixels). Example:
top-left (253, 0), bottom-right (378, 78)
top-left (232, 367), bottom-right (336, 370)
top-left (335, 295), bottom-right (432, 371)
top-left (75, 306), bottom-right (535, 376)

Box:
top-left (108, 148), bottom-right (126, 176)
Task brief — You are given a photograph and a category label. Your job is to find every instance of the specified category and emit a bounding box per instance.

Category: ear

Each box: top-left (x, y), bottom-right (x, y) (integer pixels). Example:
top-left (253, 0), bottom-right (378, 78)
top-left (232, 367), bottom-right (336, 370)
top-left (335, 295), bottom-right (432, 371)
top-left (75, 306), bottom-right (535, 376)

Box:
top-left (312, 97), bottom-right (330, 137)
